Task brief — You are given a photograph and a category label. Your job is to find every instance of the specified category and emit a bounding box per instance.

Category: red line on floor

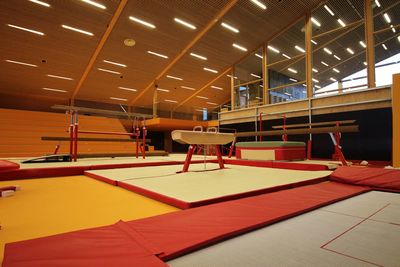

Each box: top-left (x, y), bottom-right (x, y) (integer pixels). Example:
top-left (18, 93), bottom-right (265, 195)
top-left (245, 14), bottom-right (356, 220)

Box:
top-left (321, 247), bottom-right (383, 267)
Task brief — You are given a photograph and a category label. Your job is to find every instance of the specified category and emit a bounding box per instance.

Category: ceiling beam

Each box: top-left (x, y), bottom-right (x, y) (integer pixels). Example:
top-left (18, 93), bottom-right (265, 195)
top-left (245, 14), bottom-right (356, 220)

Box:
top-left (128, 0), bottom-right (238, 106)
top-left (70, 0), bottom-right (128, 100)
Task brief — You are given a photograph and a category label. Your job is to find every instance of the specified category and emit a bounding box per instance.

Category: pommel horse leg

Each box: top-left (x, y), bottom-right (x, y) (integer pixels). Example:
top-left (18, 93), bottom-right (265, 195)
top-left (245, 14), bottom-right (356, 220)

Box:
top-left (182, 145), bottom-right (197, 172)
top-left (214, 145), bottom-right (224, 169)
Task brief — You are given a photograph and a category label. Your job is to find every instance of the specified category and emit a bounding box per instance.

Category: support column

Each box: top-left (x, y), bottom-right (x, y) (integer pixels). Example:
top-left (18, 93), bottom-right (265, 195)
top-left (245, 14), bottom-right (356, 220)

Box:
top-left (153, 83), bottom-right (158, 118)
top-left (338, 80), bottom-right (343, 93)
top-left (305, 12), bottom-right (313, 98)
top-left (262, 43), bottom-right (269, 105)
top-left (164, 131), bottom-right (173, 153)
top-left (230, 68), bottom-right (236, 110)
top-left (393, 73), bottom-right (400, 168)
top-left (364, 0), bottom-right (376, 88)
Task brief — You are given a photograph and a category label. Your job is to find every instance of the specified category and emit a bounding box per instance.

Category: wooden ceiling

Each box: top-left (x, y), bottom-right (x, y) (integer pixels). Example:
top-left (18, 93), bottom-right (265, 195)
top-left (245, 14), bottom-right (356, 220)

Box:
top-left (0, 0), bottom-right (323, 115)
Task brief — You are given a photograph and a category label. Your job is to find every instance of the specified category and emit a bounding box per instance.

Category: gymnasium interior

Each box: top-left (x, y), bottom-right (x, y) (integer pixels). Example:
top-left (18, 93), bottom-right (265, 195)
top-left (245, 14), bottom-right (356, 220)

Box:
top-left (1, 0), bottom-right (399, 266)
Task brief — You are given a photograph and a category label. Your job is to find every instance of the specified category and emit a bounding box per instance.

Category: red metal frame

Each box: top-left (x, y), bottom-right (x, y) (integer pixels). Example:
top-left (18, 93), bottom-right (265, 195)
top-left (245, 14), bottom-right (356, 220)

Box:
top-left (282, 115), bottom-right (288, 142)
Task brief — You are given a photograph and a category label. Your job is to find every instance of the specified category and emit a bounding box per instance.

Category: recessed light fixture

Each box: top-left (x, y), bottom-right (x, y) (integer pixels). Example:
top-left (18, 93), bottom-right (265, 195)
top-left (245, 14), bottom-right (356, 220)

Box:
top-left (330, 77), bottom-right (337, 82)
top-left (97, 68), bottom-right (120, 75)
top-left (7, 24), bottom-right (44, 35)
top-left (337, 19), bottom-right (346, 27)
top-left (289, 78), bottom-right (298, 82)
top-left (157, 88), bottom-right (170, 92)
top-left (334, 55), bottom-right (341, 61)
top-left (359, 41), bottom-right (366, 48)
top-left (5, 59), bottom-right (38, 67)
top-left (312, 68), bottom-right (318, 73)
top-left (312, 78), bottom-right (319, 83)
top-left (383, 13), bottom-right (391, 23)
top-left (255, 53), bottom-right (263, 59)
top-left (190, 53), bottom-right (207, 60)
top-left (288, 68), bottom-right (297, 73)
top-left (295, 45), bottom-right (305, 53)
top-left (164, 99), bottom-right (178, 103)
top-left (103, 60), bottom-right (126, 67)
top-left (311, 40), bottom-right (317, 45)
top-left (203, 67), bottom-right (218, 73)
top-left (321, 61), bottom-right (329, 66)
top-left (196, 96), bottom-right (208, 99)
top-left (166, 75), bottom-right (183, 81)
top-left (324, 5), bottom-right (335, 16)
top-left (29, 0), bottom-right (50, 7)
top-left (250, 0), bottom-right (267, 10)
top-left (323, 47), bottom-right (332, 55)
top-left (211, 85), bottom-right (223, 90)
top-left (147, 50), bottom-right (168, 59)
top-left (110, 97), bottom-right (127, 101)
top-left (251, 73), bottom-right (261, 79)
top-left (206, 102), bottom-right (218, 105)
top-left (232, 43), bottom-right (247, 52)
top-left (221, 22), bottom-right (239, 33)
top-left (42, 87), bottom-right (67, 93)
top-left (62, 25), bottom-right (93, 36)
top-left (282, 53), bottom-right (291, 59)
top-left (268, 45), bottom-right (280, 53)
top-left (311, 17), bottom-right (321, 27)
top-left (375, 0), bottom-right (381, 7)
top-left (333, 68), bottom-right (340, 73)
top-left (181, 86), bottom-right (195, 90)
top-left (47, 74), bottom-right (73, 80)
top-left (118, 86), bottom-right (137, 92)
top-left (129, 16), bottom-right (156, 29)
top-left (346, 48), bottom-right (354, 54)
top-left (81, 0), bottom-right (106, 10)
top-left (382, 43), bottom-right (388, 50)
top-left (174, 18), bottom-right (196, 30)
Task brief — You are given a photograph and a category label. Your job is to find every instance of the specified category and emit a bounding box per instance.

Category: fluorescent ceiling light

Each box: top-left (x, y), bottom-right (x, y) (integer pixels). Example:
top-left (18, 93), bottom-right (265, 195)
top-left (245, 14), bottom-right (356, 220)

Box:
top-left (312, 68), bottom-right (318, 73)
top-left (227, 74), bottom-right (238, 79)
top-left (334, 55), bottom-right (341, 60)
top-left (324, 5), bottom-right (335, 16)
top-left (5, 59), bottom-right (37, 67)
top-left (312, 78), bottom-right (319, 83)
top-left (157, 88), bottom-right (170, 92)
top-left (375, 0), bottom-right (381, 7)
top-left (295, 45), bottom-right (305, 53)
top-left (333, 68), bottom-right (340, 73)
top-left (181, 86), bottom-right (195, 90)
top-left (211, 85), bottom-right (223, 90)
top-left (195, 108), bottom-right (205, 112)
top-left (284, 92), bottom-right (292, 96)
top-left (147, 50), bottom-right (168, 59)
top-left (282, 53), bottom-right (291, 59)
top-left (206, 102), bottom-right (218, 105)
top-left (81, 0), bottom-right (106, 9)
top-left (203, 67), bottom-right (218, 73)
top-left (337, 19), bottom-right (346, 27)
top-left (7, 24), bottom-right (44, 35)
top-left (29, 0), bottom-right (50, 7)
top-left (62, 25), bottom-right (93, 36)
top-left (255, 97), bottom-right (262, 100)
top-left (97, 68), bottom-right (120, 74)
top-left (311, 40), bottom-right (317, 45)
top-left (118, 86), bottom-right (137, 92)
top-left (103, 60), bottom-right (126, 67)
top-left (110, 97), bottom-right (127, 101)
top-left (289, 78), bottom-right (297, 82)
top-left (315, 85), bottom-right (321, 89)
top-left (221, 22), bottom-right (239, 33)
top-left (364, 61), bottom-right (367, 65)
top-left (174, 18), bottom-right (196, 30)
top-left (321, 61), bottom-right (329, 66)
top-left (311, 17), bottom-right (321, 27)
top-left (398, 36), bottom-right (400, 42)
top-left (164, 99), bottom-right (178, 103)
top-left (382, 43), bottom-right (388, 50)
top-left (47, 74), bottom-right (73, 80)
top-left (251, 73), bottom-right (261, 79)
top-left (383, 13), bottom-right (391, 23)
top-left (255, 53), bottom-right (263, 59)
top-left (250, 0), bottom-right (266, 9)
top-left (391, 25), bottom-right (396, 33)
top-left (42, 87), bottom-right (67, 93)
top-left (129, 16), bottom-right (156, 29)
top-left (288, 68), bottom-right (297, 73)
top-left (330, 77), bottom-right (337, 82)
top-left (190, 53), bottom-right (207, 60)
top-left (323, 47), bottom-right (332, 55)
top-left (359, 41), bottom-right (366, 48)
top-left (166, 75), bottom-right (183, 81)
top-left (232, 43), bottom-right (247, 52)
top-left (196, 96), bottom-right (208, 99)
top-left (268, 45), bottom-right (280, 53)
top-left (346, 48), bottom-right (354, 54)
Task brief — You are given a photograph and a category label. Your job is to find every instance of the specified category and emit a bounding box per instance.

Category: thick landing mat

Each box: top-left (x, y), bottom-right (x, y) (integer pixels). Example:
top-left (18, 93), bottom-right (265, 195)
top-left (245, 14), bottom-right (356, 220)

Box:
top-left (3, 182), bottom-right (369, 267)
top-left (85, 164), bottom-right (332, 208)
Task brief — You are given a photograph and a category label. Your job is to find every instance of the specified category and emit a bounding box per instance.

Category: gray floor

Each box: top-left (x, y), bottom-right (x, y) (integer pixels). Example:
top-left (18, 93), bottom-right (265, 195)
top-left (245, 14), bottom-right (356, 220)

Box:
top-left (168, 191), bottom-right (400, 267)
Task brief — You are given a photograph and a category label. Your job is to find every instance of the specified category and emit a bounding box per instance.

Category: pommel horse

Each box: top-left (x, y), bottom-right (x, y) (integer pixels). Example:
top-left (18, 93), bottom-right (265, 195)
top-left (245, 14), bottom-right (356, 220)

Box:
top-left (172, 126), bottom-right (235, 172)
